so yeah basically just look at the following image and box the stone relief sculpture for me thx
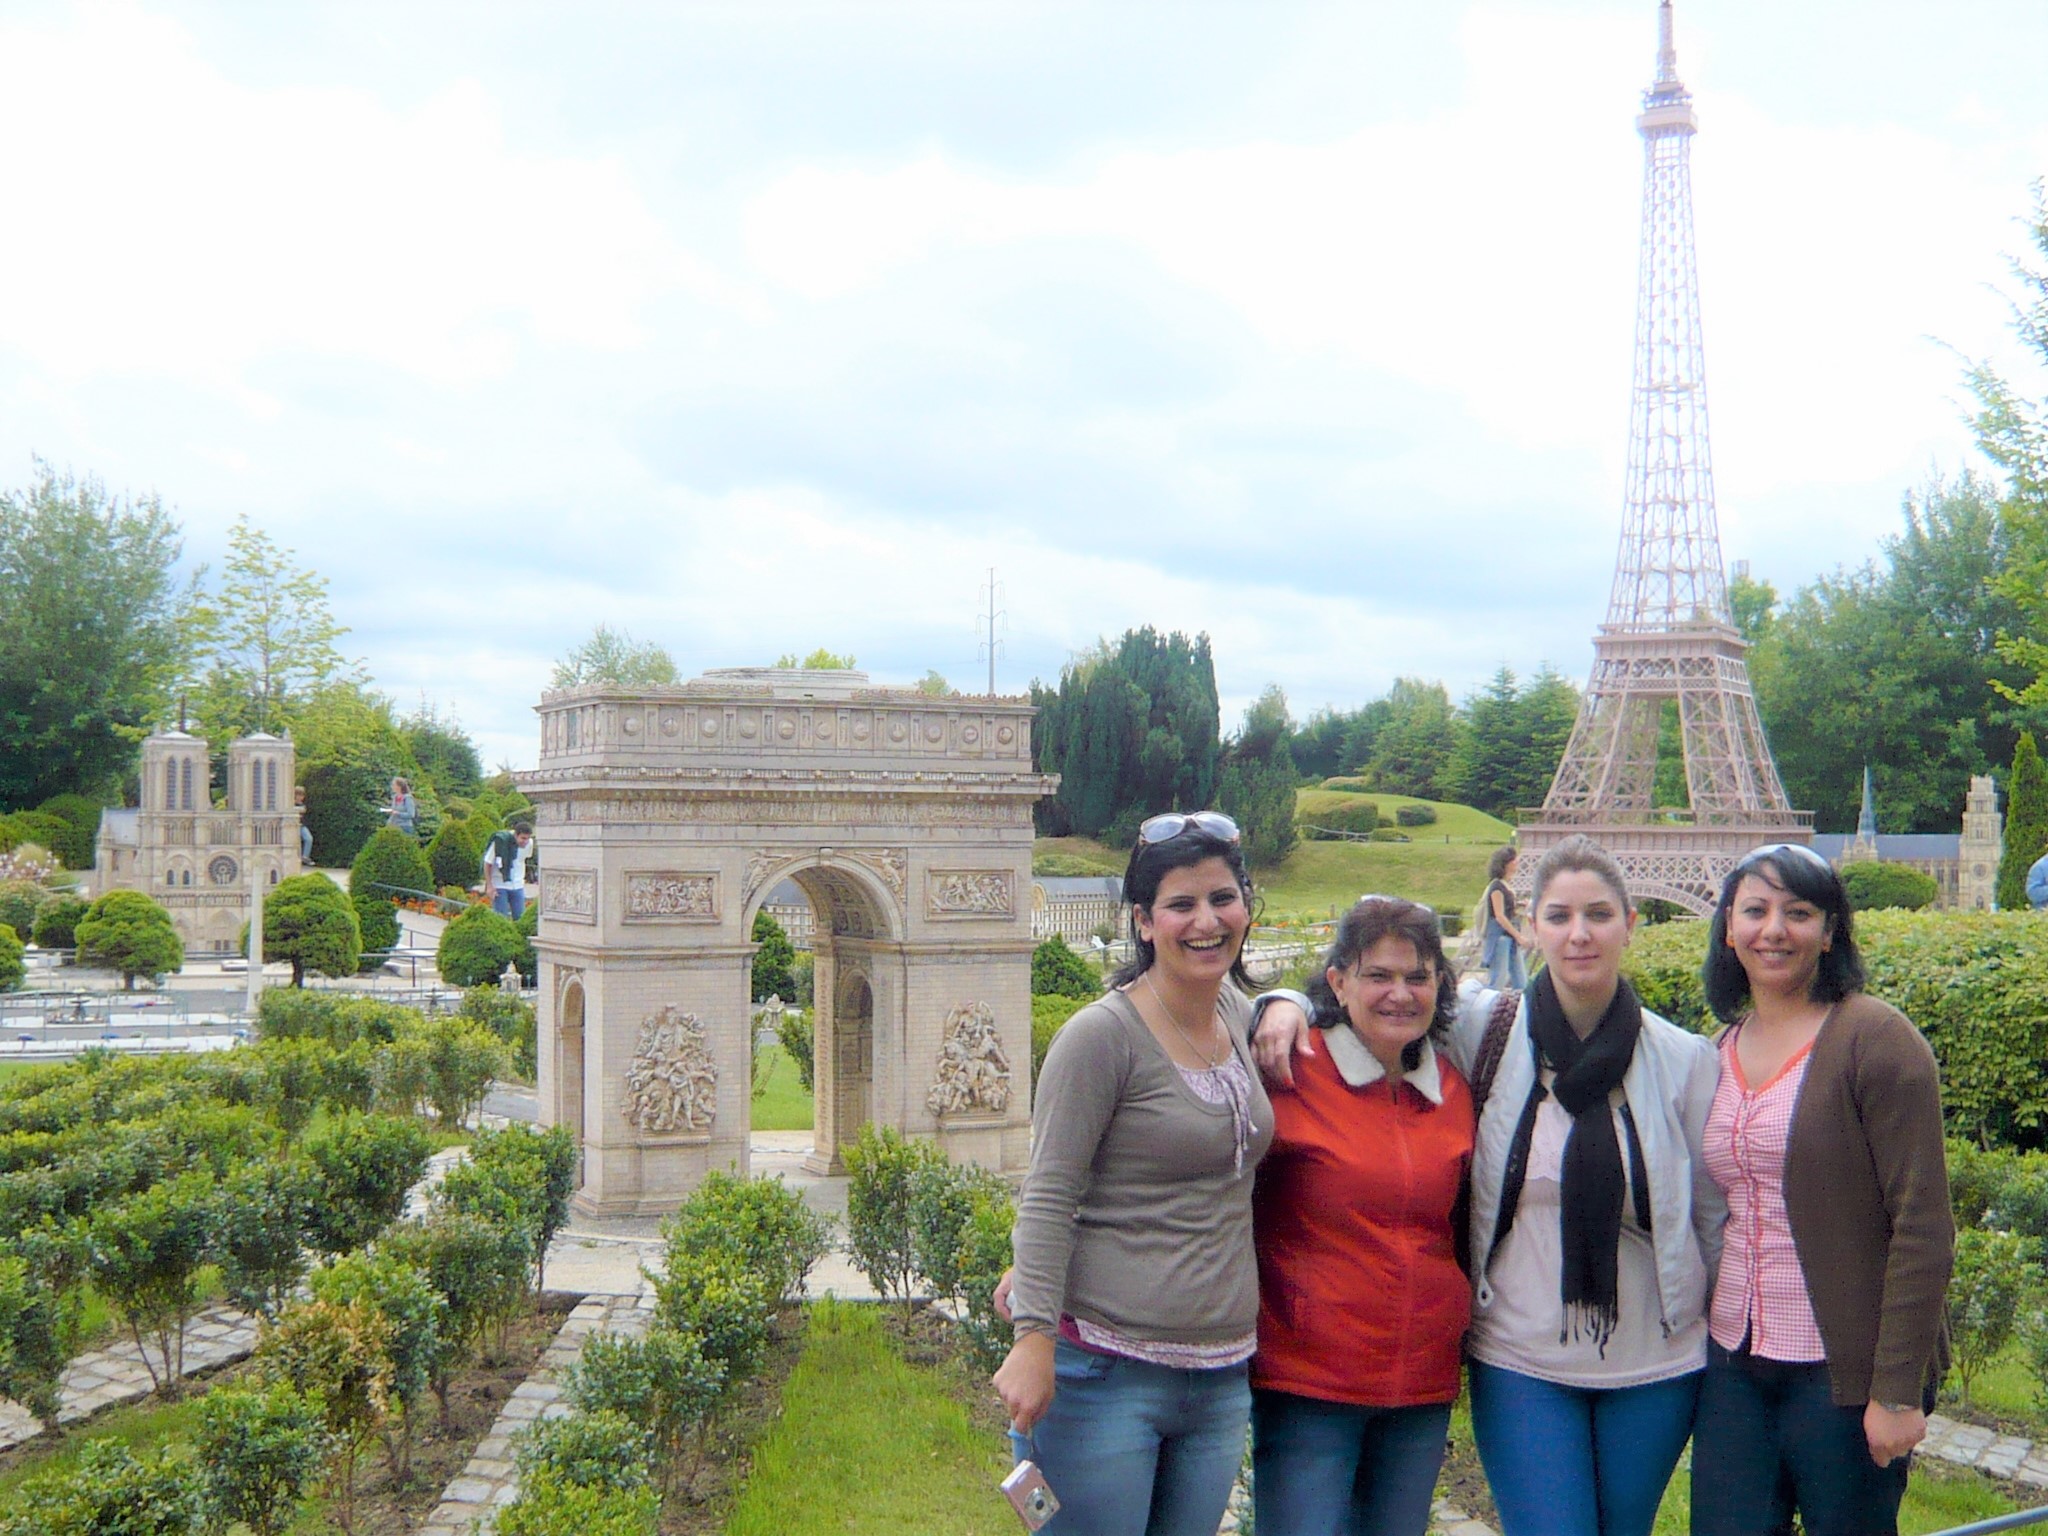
[624,872,717,920]
[542,870,597,922]
[927,869,1014,917]
[925,1001,1012,1116]
[622,1006,719,1134]
[854,848,909,904]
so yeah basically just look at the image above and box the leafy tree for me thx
[75,889,183,989]
[566,1331,724,1497]
[379,1212,531,1423]
[400,701,483,797]
[659,1170,832,1307]
[914,669,954,696]
[292,683,419,869]
[1839,860,1939,912]
[1031,628,1221,839]
[183,516,357,741]
[0,922,21,992]
[310,1250,446,1478]
[551,625,679,689]
[300,1112,434,1257]
[2000,731,2048,910]
[1948,1228,2031,1408]
[840,1123,948,1315]
[348,828,433,953]
[437,902,524,987]
[1728,569,1780,643]
[774,649,856,669]
[750,909,797,1002]
[0,1437,202,1536]
[1217,683,1298,868]
[31,894,89,950]
[1446,665,1582,817]
[0,1230,89,1434]
[215,1156,321,1320]
[256,1297,393,1533]
[0,880,43,942]
[0,464,194,808]
[257,873,361,986]
[28,795,98,868]
[194,1380,331,1536]
[87,1168,216,1393]
[427,815,485,891]
[1363,678,1458,800]
[1031,936,1098,999]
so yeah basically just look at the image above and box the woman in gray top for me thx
[995,810,1274,1536]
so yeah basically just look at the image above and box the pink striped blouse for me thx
[1703,1026,1828,1362]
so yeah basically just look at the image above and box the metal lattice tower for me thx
[1518,0,1809,915]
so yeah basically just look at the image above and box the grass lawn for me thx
[1256,838,1496,922]
[1032,835,1123,874]
[723,1298,1013,1535]
[752,1042,814,1131]
[1295,789,1515,846]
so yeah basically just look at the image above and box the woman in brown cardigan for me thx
[1690,843,1953,1536]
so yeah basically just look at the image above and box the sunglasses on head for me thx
[1136,811,1241,846]
[1734,842,1833,875]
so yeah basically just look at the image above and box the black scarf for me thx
[1489,969,1651,1351]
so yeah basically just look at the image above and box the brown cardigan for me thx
[1776,992,1954,1408]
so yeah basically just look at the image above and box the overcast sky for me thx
[4,0,2045,770]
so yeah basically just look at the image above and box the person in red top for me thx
[1252,896,1475,1536]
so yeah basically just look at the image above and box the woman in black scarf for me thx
[1252,836,1725,1536]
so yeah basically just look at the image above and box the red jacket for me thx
[1251,1031,1474,1406]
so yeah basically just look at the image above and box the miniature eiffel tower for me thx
[1516,0,1809,914]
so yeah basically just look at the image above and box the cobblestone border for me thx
[414,1291,655,1536]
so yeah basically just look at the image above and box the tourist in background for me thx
[1249,895,1473,1536]
[483,821,533,919]
[2027,847,2048,909]
[1481,845,1534,989]
[995,810,1272,1536]
[1256,836,1722,1536]
[386,775,418,837]
[294,785,312,866]
[1689,844,1952,1536]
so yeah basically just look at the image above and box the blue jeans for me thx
[1484,932,1526,990]
[1010,1341,1250,1536]
[492,886,527,919]
[1690,1341,1910,1536]
[1468,1362,1700,1536]
[1252,1389,1450,1536]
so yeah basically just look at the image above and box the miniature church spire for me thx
[1857,765,1878,842]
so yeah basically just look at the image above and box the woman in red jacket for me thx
[1252,896,1475,1536]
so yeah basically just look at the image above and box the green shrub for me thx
[215,1155,322,1320]
[1840,860,1938,912]
[0,880,44,943]
[515,1409,654,1492]
[426,817,485,893]
[662,1171,832,1306]
[31,894,89,950]
[309,1250,445,1477]
[651,1246,774,1386]
[254,1296,393,1529]
[1302,799,1379,840]
[907,1158,1011,1309]
[2000,731,2048,912]
[300,1112,434,1257]
[348,828,435,953]
[257,989,415,1048]
[0,1437,201,1536]
[1031,994,1087,1102]
[1031,935,1099,998]
[437,903,524,987]
[566,1329,725,1494]
[1951,1138,2024,1229]
[446,1123,576,1291]
[775,1007,815,1092]
[379,1212,531,1418]
[253,873,361,987]
[32,796,101,868]
[459,986,537,1081]
[494,1469,660,1536]
[1948,1227,2032,1407]
[1368,827,1410,842]
[8,810,84,868]
[194,1379,330,1536]
[0,923,21,992]
[956,1183,1019,1372]
[376,1013,508,1129]
[1394,802,1439,827]
[87,1169,217,1393]
[841,1124,948,1311]
[1319,776,1374,793]
[751,909,797,1002]
[0,1234,85,1434]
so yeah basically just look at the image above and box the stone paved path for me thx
[415,1292,654,1536]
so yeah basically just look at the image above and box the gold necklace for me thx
[1144,971,1229,1069]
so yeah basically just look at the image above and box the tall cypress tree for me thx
[1997,731,2048,910]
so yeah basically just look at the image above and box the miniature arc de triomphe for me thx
[522,668,1058,1216]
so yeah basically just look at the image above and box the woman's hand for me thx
[994,1331,1057,1432]
[1864,1401,1927,1467]
[993,1268,1015,1323]
[1252,999,1315,1088]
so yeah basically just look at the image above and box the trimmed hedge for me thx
[1624,911,2048,1150]
[427,817,485,893]
[1840,860,1938,912]
[349,828,435,954]
[1303,799,1379,840]
[437,904,524,988]
[1394,803,1439,827]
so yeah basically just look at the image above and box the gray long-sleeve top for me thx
[1008,987,1273,1345]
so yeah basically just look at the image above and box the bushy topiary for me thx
[76,889,183,989]
[257,874,362,987]
[427,817,485,893]
[0,923,22,992]
[660,1171,832,1305]
[1302,799,1379,840]
[30,895,89,951]
[1394,802,1439,827]
[1030,935,1099,998]
[1840,860,1938,912]
[437,903,524,987]
[348,828,435,953]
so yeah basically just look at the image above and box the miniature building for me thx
[1808,773,2002,912]
[93,730,303,953]
[1030,875,1125,948]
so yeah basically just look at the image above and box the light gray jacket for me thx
[1451,980,1725,1337]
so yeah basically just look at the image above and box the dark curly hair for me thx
[1303,896,1455,1070]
